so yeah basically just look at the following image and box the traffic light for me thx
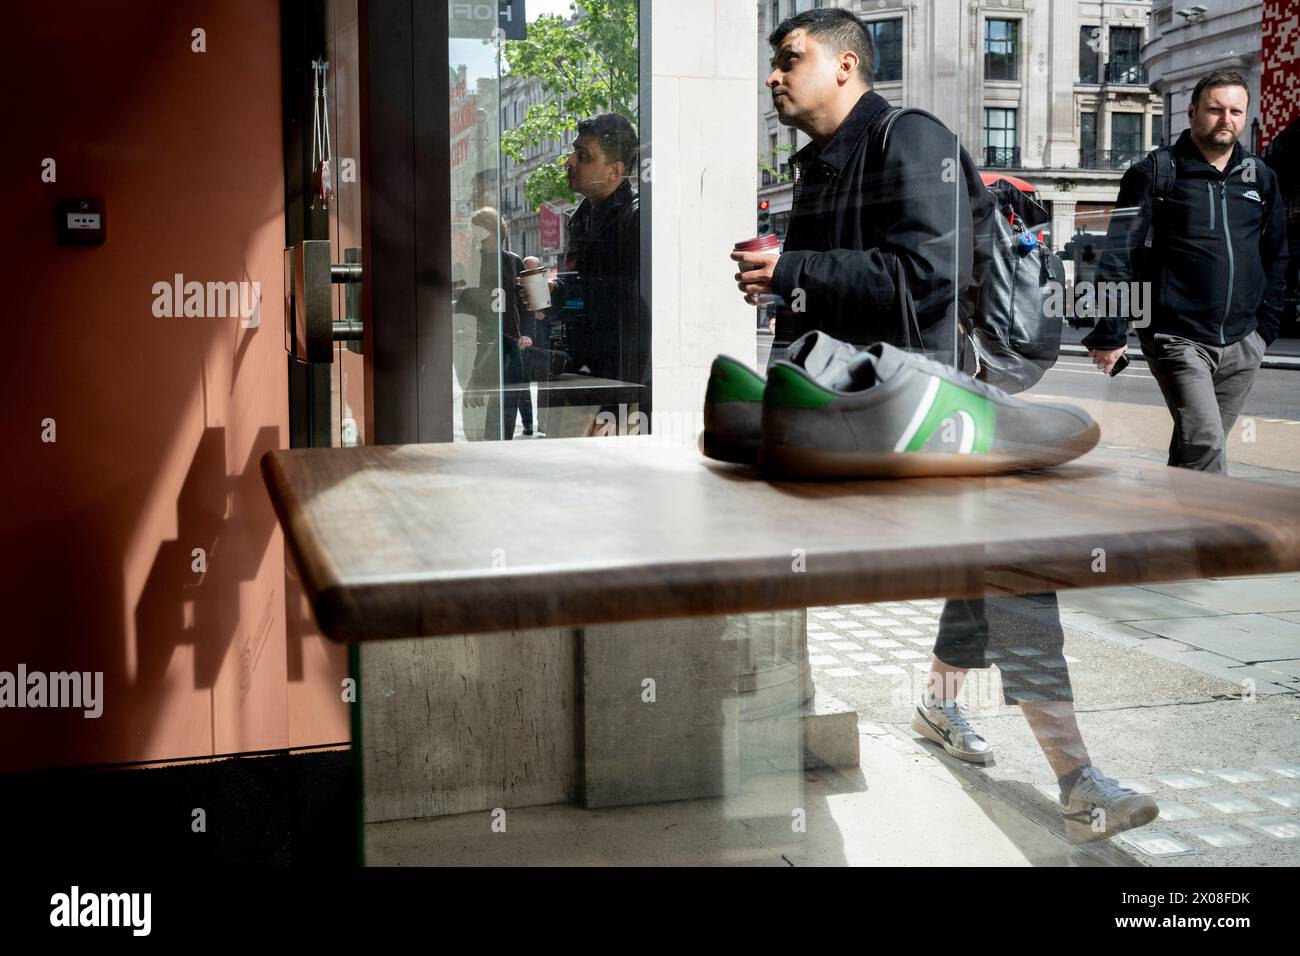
[758,199,771,235]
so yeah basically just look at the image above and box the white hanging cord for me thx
[319,60,332,164]
[311,59,323,168]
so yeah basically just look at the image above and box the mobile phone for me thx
[1109,354,1130,377]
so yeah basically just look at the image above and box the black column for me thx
[359,0,452,444]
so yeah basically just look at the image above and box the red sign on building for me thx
[1261,0,1300,150]
[539,202,562,251]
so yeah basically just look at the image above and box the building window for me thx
[865,18,903,83]
[770,0,779,29]
[984,19,1018,82]
[1112,112,1143,168]
[1151,114,1164,147]
[1078,26,1100,84]
[1080,111,1097,165]
[983,107,1018,166]
[1107,27,1144,85]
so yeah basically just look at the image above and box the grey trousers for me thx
[1138,329,1267,474]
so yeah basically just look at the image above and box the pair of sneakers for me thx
[911,694,1160,843]
[702,331,1100,478]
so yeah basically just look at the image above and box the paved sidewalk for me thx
[801,575,1300,867]
[370,574,1298,866]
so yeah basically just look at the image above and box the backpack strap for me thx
[1143,147,1176,249]
[868,106,933,167]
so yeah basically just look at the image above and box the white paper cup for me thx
[520,268,551,310]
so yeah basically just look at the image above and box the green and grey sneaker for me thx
[702,332,865,464]
[759,341,1100,478]
[702,355,766,464]
[1061,766,1159,844]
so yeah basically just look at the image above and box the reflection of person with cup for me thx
[460,207,533,439]
[517,113,642,394]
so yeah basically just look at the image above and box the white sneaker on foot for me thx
[910,696,994,764]
[1061,766,1159,844]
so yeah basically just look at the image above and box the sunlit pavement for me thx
[802,593,1300,867]
[368,585,1298,866]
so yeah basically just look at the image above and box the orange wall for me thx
[2,0,349,773]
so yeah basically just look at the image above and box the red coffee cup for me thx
[734,234,780,255]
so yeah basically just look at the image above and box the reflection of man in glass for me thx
[459,207,533,440]
[519,113,643,435]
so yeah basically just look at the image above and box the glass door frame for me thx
[286,0,654,444]
[282,0,333,450]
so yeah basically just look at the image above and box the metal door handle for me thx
[284,240,363,363]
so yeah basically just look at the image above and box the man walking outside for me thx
[733,10,974,365]
[1084,70,1289,473]
[737,7,1159,843]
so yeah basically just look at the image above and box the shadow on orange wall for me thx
[1,1,349,773]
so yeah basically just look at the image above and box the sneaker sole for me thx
[1063,800,1160,844]
[759,421,1101,479]
[700,429,760,465]
[909,709,994,765]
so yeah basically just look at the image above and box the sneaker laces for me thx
[939,701,983,741]
[1076,766,1133,801]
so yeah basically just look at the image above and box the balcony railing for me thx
[1078,148,1144,170]
[983,146,1021,168]
[1104,61,1147,85]
[761,167,793,187]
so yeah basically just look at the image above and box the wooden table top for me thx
[261,437,1300,643]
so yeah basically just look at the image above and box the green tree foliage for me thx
[499,0,639,209]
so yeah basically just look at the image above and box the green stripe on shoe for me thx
[706,356,767,404]
[763,363,836,409]
[902,379,995,453]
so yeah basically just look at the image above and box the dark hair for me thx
[768,8,875,83]
[1191,69,1250,109]
[576,112,639,171]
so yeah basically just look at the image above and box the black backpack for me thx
[1140,147,1177,266]
[871,107,1064,394]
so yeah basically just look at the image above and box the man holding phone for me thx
[1084,70,1288,474]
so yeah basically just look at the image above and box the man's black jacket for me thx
[771,90,975,364]
[464,245,528,344]
[1083,129,1289,350]
[553,179,645,387]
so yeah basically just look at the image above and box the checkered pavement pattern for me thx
[1036,767,1300,860]
[806,600,945,681]
[808,602,1299,859]
[806,600,1075,711]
